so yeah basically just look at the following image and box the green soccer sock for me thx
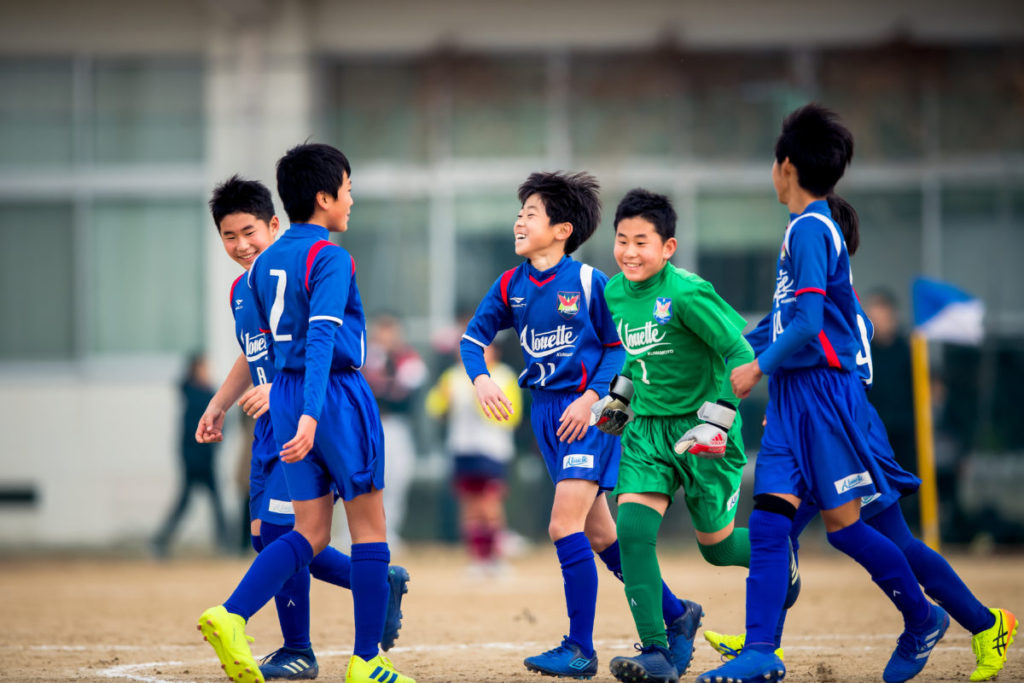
[697,526,750,567]
[617,502,668,648]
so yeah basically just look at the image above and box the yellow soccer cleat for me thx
[970,608,1017,681]
[703,630,784,662]
[345,653,415,683]
[197,605,264,683]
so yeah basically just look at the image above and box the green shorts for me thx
[613,412,747,534]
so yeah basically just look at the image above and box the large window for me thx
[569,53,686,160]
[0,203,76,359]
[0,57,206,361]
[0,60,75,167]
[320,59,431,163]
[89,200,206,354]
[338,198,431,320]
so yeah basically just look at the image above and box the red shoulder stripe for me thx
[795,287,826,297]
[229,273,245,306]
[305,240,336,292]
[499,267,516,308]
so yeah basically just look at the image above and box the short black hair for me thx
[517,171,601,255]
[276,143,352,223]
[209,175,275,231]
[826,193,860,256]
[775,103,854,197]
[613,188,677,242]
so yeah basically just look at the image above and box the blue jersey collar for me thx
[286,223,330,239]
[525,254,571,280]
[790,199,831,222]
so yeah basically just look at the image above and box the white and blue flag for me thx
[912,277,984,345]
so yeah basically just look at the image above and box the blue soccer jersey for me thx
[249,223,368,420]
[460,255,624,395]
[230,274,293,525]
[756,200,863,375]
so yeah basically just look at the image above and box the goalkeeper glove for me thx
[588,375,634,436]
[674,400,736,458]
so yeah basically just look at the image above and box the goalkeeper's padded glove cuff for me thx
[697,399,736,432]
[608,374,634,404]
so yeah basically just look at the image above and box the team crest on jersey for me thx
[653,297,673,324]
[557,291,580,319]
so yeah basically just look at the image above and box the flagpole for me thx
[910,331,941,551]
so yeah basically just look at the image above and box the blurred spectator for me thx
[153,353,228,556]
[426,335,523,576]
[363,313,428,552]
[865,289,917,473]
[865,290,919,531]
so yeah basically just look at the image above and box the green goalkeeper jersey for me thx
[604,262,753,417]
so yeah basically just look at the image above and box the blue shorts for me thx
[859,402,921,517]
[270,369,385,502]
[248,414,296,524]
[530,390,620,491]
[754,368,897,511]
[790,399,922,523]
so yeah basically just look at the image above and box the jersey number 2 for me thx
[269,269,293,342]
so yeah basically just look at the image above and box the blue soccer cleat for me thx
[524,636,598,679]
[665,599,704,675]
[783,539,801,610]
[609,643,679,683]
[381,565,410,652]
[696,648,786,683]
[259,646,319,680]
[883,604,950,682]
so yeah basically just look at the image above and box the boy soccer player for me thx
[699,104,946,683]
[704,194,1017,682]
[460,172,693,679]
[197,147,414,683]
[196,176,408,680]
[595,188,782,683]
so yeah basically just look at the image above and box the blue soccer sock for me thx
[310,545,353,589]
[350,542,390,660]
[555,532,598,657]
[596,540,685,626]
[259,522,313,650]
[223,530,314,621]
[827,519,931,630]
[867,504,995,634]
[745,509,793,653]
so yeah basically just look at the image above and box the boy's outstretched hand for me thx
[473,374,514,421]
[281,415,317,462]
[730,359,763,399]
[195,403,226,443]
[558,390,599,444]
[238,383,271,419]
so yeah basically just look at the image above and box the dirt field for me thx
[1,545,1021,682]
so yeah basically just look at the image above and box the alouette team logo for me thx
[653,297,673,324]
[557,291,580,319]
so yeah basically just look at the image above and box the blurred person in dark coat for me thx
[153,352,228,556]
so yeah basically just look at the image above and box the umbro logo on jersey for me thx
[234,298,244,310]
[834,471,872,494]
[510,296,526,308]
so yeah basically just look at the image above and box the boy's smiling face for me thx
[514,193,570,261]
[614,215,676,282]
[218,212,279,270]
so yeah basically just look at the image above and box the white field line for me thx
[0,635,973,683]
